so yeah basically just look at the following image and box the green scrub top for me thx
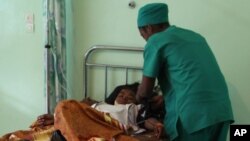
[143,25,234,140]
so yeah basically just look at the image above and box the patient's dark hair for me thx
[105,82,139,105]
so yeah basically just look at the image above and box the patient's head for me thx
[114,88,137,105]
[105,82,139,105]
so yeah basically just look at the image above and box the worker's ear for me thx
[145,25,153,34]
[145,25,156,37]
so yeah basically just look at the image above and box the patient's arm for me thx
[30,114,54,128]
[33,97,98,128]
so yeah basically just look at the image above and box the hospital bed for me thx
[83,45,168,141]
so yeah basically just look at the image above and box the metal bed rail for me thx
[84,45,144,98]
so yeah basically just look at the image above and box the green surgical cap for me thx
[137,3,168,28]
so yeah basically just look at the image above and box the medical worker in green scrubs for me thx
[136,3,234,141]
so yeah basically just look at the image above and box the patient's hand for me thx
[30,114,54,128]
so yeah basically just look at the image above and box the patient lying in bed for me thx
[46,83,165,140]
[0,83,166,141]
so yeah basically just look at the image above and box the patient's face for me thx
[115,89,136,104]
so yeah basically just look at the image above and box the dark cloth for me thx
[136,99,165,128]
[51,130,66,141]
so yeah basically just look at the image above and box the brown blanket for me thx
[54,99,138,141]
[1,99,164,141]
[0,126,54,141]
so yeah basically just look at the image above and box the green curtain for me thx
[43,0,67,114]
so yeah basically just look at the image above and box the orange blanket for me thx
[54,100,138,141]
[0,99,139,141]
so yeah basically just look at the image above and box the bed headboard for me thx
[84,45,144,99]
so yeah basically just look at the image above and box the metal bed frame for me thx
[84,45,167,141]
[83,45,144,99]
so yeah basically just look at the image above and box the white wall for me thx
[72,0,250,140]
[0,0,45,135]
[0,0,249,139]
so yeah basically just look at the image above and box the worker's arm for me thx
[136,76,156,103]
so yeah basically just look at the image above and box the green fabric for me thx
[137,3,168,27]
[173,120,230,141]
[43,0,67,113]
[143,25,234,140]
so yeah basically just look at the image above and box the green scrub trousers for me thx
[173,119,230,141]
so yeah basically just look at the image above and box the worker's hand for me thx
[149,95,164,110]
[136,93,148,104]
[32,114,54,127]
[136,93,142,103]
